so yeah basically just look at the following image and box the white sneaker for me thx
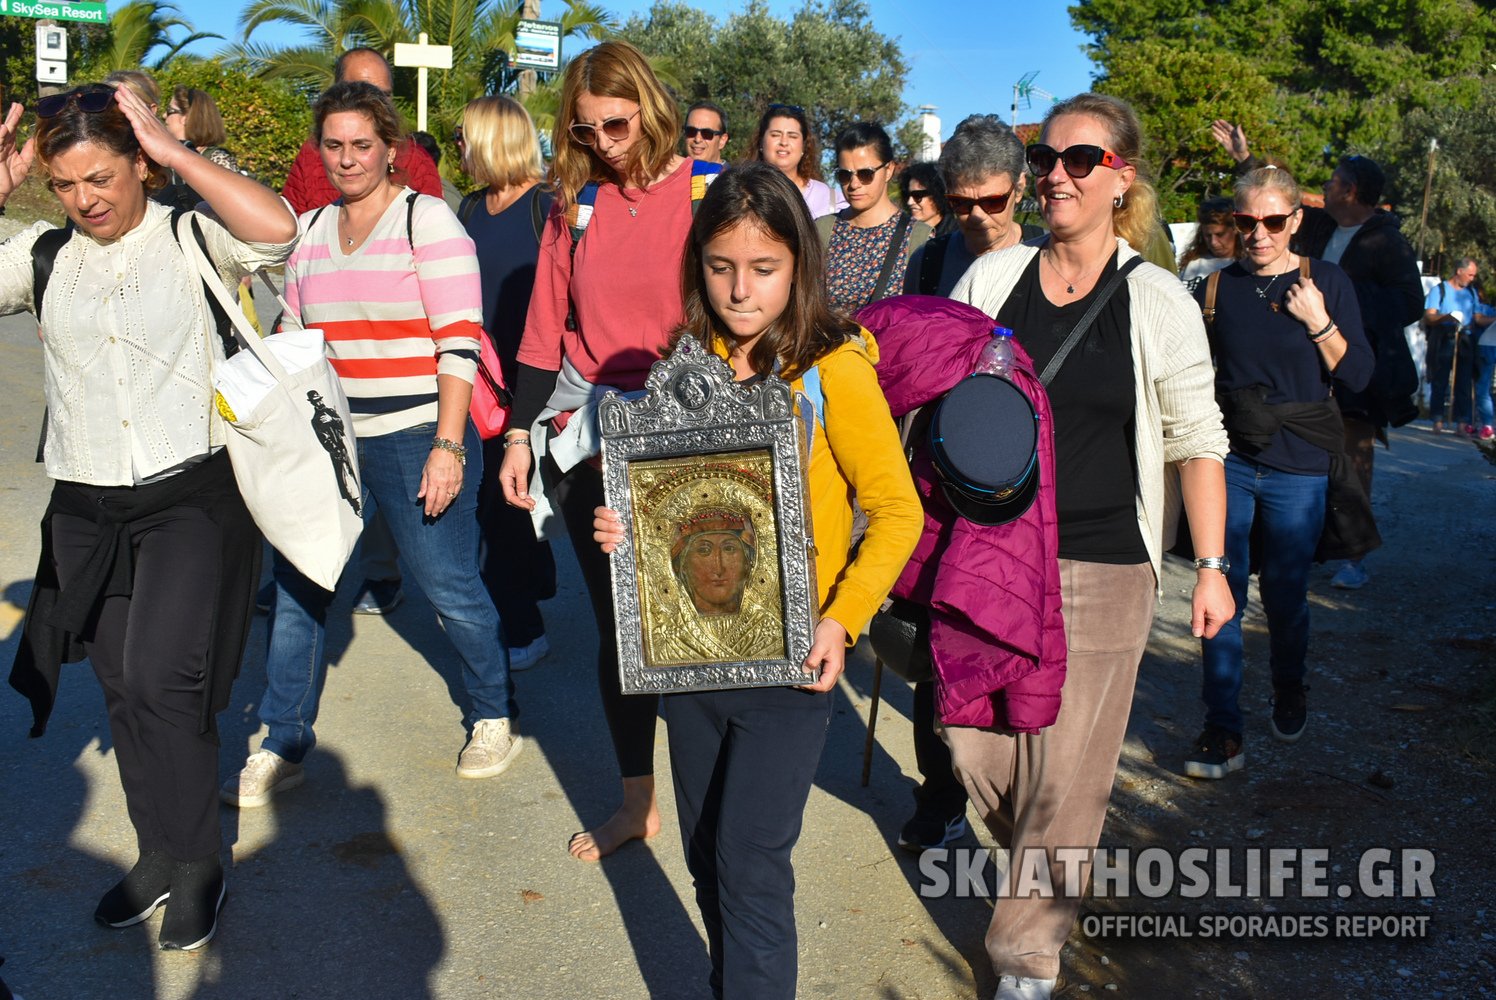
[220,750,304,808]
[457,719,523,779]
[995,974,1057,1000]
[507,635,550,672]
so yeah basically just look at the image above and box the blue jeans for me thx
[1475,344,1496,428]
[259,421,513,763]
[1199,453,1327,735]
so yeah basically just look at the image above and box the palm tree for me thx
[92,1,221,74]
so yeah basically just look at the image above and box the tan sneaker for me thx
[456,719,523,779]
[220,750,304,808]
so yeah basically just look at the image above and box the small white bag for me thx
[179,213,363,591]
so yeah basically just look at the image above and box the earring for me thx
[387,161,395,174]
[1113,193,1125,208]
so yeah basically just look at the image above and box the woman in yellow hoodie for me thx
[595,161,921,999]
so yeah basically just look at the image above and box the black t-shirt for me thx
[463,186,554,386]
[996,252,1148,564]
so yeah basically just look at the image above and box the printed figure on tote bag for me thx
[307,389,362,516]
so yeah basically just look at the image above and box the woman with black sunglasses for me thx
[0,83,297,950]
[499,40,724,862]
[949,93,1232,1000]
[897,161,953,237]
[818,122,932,313]
[1185,165,1371,782]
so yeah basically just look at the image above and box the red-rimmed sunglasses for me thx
[1025,143,1129,179]
[1232,210,1299,234]
[947,191,1014,216]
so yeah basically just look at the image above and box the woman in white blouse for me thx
[0,83,296,951]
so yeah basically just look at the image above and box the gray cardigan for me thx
[950,238,1229,589]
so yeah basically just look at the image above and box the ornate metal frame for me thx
[600,336,819,694]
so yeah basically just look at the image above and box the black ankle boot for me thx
[157,855,226,951]
[95,850,173,928]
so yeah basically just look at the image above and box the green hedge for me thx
[155,59,312,190]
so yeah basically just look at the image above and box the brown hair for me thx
[172,86,227,148]
[548,40,680,211]
[312,81,407,188]
[1042,93,1174,270]
[747,104,822,184]
[463,95,543,190]
[34,84,168,192]
[671,162,858,381]
[1178,196,1239,271]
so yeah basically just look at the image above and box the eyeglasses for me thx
[1025,143,1130,179]
[947,191,1014,216]
[452,126,465,145]
[835,162,888,186]
[905,189,931,203]
[568,108,640,147]
[1231,210,1299,234]
[36,85,115,120]
[683,126,723,141]
[165,107,184,119]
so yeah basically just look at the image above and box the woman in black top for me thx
[1188,165,1372,779]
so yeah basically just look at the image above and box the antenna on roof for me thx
[1012,71,1055,127]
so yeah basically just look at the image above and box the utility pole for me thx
[1415,138,1438,273]
[518,0,541,101]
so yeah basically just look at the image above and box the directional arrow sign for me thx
[1,1,109,23]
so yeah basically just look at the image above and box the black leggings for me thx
[549,458,658,778]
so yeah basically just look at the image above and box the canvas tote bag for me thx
[178,214,364,591]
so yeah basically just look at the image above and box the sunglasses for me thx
[835,162,888,186]
[947,191,1014,216]
[767,103,804,117]
[36,86,115,120]
[1232,210,1299,234]
[905,189,931,203]
[683,126,723,141]
[1025,143,1130,179]
[568,108,640,147]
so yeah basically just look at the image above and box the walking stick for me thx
[1445,328,1461,427]
[861,657,885,787]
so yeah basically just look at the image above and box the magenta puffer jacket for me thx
[856,295,1066,733]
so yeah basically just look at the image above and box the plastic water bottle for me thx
[976,325,1015,376]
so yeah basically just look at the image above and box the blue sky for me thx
[163,0,1100,134]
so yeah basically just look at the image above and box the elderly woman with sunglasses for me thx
[948,94,1232,1000]
[818,122,932,313]
[499,40,723,862]
[1183,165,1371,781]
[748,102,845,217]
[0,83,296,950]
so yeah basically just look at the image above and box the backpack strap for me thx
[30,225,74,318]
[919,232,952,296]
[563,182,601,333]
[798,364,824,452]
[1299,255,1311,280]
[457,189,483,226]
[689,160,723,214]
[404,190,418,249]
[1202,268,1221,333]
[529,186,545,243]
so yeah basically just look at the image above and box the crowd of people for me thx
[0,34,1479,1000]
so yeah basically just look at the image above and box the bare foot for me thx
[568,776,661,862]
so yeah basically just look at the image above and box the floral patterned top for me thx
[825,212,916,313]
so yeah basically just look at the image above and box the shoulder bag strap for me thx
[176,209,239,359]
[1039,256,1145,387]
[870,211,913,303]
[1202,268,1221,333]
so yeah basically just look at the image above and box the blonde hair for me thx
[1234,164,1302,210]
[548,40,680,211]
[105,70,159,109]
[463,95,543,190]
[1043,93,1174,271]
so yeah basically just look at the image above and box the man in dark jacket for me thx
[1212,124,1423,591]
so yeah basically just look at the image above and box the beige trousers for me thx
[943,559,1156,981]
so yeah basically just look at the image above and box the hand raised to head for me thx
[0,102,35,201]
[109,82,184,174]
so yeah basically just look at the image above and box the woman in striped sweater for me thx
[221,82,520,808]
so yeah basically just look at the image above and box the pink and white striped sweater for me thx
[283,187,483,437]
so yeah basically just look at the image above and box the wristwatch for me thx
[1194,556,1230,574]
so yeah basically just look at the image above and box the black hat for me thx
[928,373,1039,526]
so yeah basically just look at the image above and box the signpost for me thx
[392,32,452,133]
[0,0,108,24]
[513,19,562,72]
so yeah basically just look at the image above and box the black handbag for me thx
[868,597,934,683]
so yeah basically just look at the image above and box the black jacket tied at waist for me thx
[8,450,260,738]
[1217,385,1382,562]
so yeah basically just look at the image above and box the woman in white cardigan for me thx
[947,93,1233,1000]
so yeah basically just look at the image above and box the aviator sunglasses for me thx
[568,108,640,147]
[1025,143,1130,179]
[1232,210,1299,234]
[835,162,888,186]
[947,191,1014,216]
[35,85,116,119]
[683,125,723,141]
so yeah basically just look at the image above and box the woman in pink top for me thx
[500,40,720,861]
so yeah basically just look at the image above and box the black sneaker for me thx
[352,578,404,615]
[897,807,968,852]
[95,850,173,928]
[1270,684,1308,743]
[158,856,226,952]
[1184,726,1244,780]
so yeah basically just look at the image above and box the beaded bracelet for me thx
[431,437,467,465]
[502,436,532,449]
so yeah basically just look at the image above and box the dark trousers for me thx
[478,436,555,648]
[549,458,657,778]
[912,679,969,817]
[1427,328,1473,423]
[51,504,228,861]
[665,686,830,1000]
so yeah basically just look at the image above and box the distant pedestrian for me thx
[749,102,845,217]
[1424,257,1495,437]
[897,161,953,238]
[1178,196,1239,287]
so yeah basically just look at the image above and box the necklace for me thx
[1043,246,1106,294]
[1254,270,1283,311]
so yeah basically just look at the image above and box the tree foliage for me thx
[1071,0,1496,226]
[615,0,912,173]
[155,59,313,188]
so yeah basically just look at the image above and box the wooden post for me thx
[393,32,453,133]
[518,0,541,101]
[1416,138,1438,272]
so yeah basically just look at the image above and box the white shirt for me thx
[0,200,295,485]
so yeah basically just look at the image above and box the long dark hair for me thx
[747,104,822,184]
[673,162,858,381]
